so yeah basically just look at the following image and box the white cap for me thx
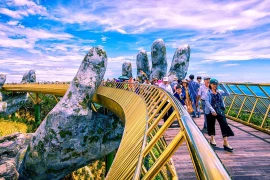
[163,77,168,81]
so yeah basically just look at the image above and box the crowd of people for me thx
[103,73,234,152]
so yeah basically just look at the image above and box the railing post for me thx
[35,103,41,125]
[261,105,270,128]
[226,95,236,116]
[248,98,259,123]
[236,96,247,119]
[105,151,114,175]
[34,93,41,125]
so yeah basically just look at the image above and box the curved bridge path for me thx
[2,83,269,179]
[164,116,270,180]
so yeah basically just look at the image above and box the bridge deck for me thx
[164,115,270,180]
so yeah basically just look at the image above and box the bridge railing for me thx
[221,82,270,134]
[103,82,231,180]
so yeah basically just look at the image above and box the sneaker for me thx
[223,145,233,152]
[192,115,196,118]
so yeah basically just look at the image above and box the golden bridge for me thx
[1,82,270,179]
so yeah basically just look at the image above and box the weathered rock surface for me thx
[0,95,26,115]
[122,61,132,78]
[150,39,167,80]
[0,133,33,180]
[0,101,7,113]
[21,70,36,83]
[0,74,6,89]
[168,45,190,81]
[0,70,36,115]
[136,50,150,79]
[18,47,124,179]
[0,74,6,103]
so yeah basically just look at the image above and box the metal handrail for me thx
[221,82,270,134]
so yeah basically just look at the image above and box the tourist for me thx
[151,78,158,86]
[159,77,173,94]
[188,74,200,118]
[174,85,187,109]
[143,78,151,85]
[157,79,162,86]
[182,79,193,114]
[197,76,203,86]
[159,77,173,122]
[170,77,178,93]
[128,76,134,91]
[139,70,147,83]
[172,79,182,92]
[205,78,234,152]
[196,76,210,129]
[196,76,203,117]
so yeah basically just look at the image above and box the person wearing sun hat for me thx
[205,78,234,152]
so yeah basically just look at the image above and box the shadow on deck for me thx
[164,114,270,180]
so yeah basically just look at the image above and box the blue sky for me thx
[0,0,269,83]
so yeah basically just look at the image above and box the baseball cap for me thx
[163,77,168,81]
[204,76,211,80]
[210,78,218,84]
[197,76,202,79]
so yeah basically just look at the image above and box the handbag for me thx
[185,99,194,113]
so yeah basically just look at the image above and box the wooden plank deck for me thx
[164,115,270,180]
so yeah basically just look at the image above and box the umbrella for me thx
[118,76,129,80]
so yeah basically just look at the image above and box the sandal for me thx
[223,145,233,152]
[209,140,216,146]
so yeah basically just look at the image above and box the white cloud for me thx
[104,69,116,78]
[136,47,145,51]
[215,74,231,77]
[221,64,240,67]
[1,0,48,19]
[101,35,109,43]
[48,0,270,34]
[0,8,26,19]
[0,23,75,52]
[13,0,34,6]
[7,20,19,25]
[197,71,207,74]
[0,37,34,49]
[108,56,135,63]
[97,45,104,49]
[116,28,128,34]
